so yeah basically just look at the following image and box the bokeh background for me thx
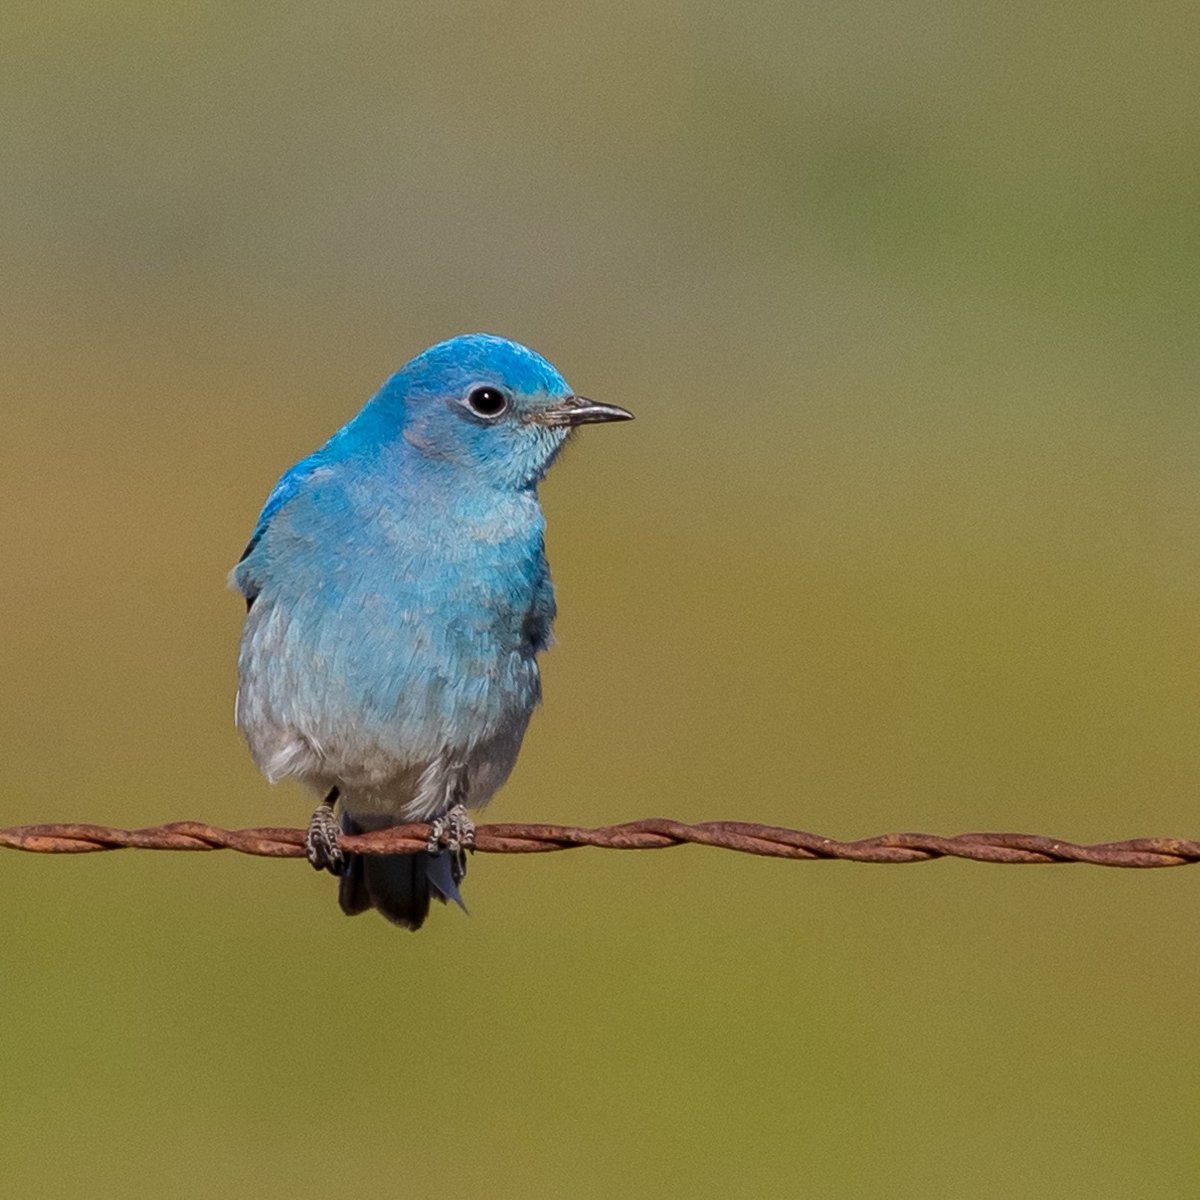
[3,3,1198,1197]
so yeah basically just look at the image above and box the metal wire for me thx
[1,819,1198,867]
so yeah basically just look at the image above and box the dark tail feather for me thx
[337,812,465,930]
[426,848,469,914]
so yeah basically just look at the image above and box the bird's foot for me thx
[427,804,475,884]
[305,798,346,876]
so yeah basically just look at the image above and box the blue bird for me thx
[231,334,632,929]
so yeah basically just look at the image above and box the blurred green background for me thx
[2,2,1198,1197]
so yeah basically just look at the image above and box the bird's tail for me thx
[338,811,466,930]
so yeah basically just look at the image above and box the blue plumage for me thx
[232,334,631,928]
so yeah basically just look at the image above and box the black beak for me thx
[539,395,635,428]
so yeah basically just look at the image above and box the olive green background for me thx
[2,3,1198,1197]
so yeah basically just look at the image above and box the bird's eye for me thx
[464,386,509,419]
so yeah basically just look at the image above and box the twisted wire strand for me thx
[1,820,1198,867]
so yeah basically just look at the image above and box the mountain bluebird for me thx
[232,334,632,929]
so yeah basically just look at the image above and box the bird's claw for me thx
[305,800,346,876]
[428,804,475,883]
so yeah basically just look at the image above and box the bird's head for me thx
[368,334,632,490]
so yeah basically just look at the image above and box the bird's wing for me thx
[524,538,558,652]
[232,451,326,609]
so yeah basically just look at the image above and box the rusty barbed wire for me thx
[1,819,1198,867]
